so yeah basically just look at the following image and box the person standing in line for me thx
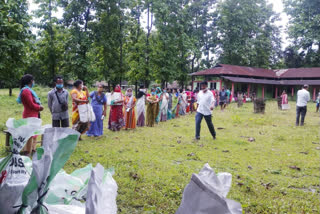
[195,81,216,140]
[167,88,173,120]
[296,84,310,126]
[146,88,159,127]
[155,87,163,123]
[48,76,69,128]
[86,84,107,137]
[108,85,125,131]
[70,80,90,139]
[219,87,227,111]
[159,88,169,121]
[17,74,44,156]
[136,85,147,127]
[124,88,137,130]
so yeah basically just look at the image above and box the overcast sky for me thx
[27,0,290,49]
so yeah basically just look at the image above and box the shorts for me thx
[219,101,226,105]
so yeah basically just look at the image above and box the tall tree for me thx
[216,0,282,68]
[59,0,95,82]
[91,0,128,86]
[284,0,320,67]
[0,0,30,95]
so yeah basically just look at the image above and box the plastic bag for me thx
[86,163,118,214]
[281,103,290,110]
[176,163,242,214]
[78,104,96,123]
[0,118,44,214]
[45,164,94,206]
[18,127,80,213]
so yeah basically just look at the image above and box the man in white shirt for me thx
[296,84,310,126]
[195,81,216,140]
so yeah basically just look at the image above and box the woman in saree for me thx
[281,90,288,105]
[155,87,162,123]
[146,88,159,127]
[167,88,173,120]
[86,84,107,137]
[136,86,147,127]
[70,80,90,139]
[159,88,169,121]
[108,85,125,131]
[179,89,188,116]
[124,88,136,130]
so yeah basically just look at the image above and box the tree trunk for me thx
[135,81,138,96]
[9,87,12,96]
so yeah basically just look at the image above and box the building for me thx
[190,64,320,100]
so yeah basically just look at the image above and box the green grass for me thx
[0,88,319,213]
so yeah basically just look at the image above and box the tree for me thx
[59,0,96,82]
[216,0,282,68]
[0,0,30,95]
[284,0,320,67]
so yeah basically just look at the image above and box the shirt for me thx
[296,89,310,107]
[21,89,41,118]
[219,91,227,102]
[197,90,215,116]
[48,88,69,120]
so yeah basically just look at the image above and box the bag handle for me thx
[55,91,63,104]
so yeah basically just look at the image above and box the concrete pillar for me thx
[313,87,316,101]
[275,87,278,98]
[262,85,265,99]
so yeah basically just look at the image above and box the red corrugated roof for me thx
[274,67,320,78]
[191,64,276,78]
[191,64,320,79]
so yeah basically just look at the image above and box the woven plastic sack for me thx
[0,118,45,214]
[18,127,80,214]
[176,163,242,214]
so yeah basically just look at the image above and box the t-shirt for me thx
[296,89,310,107]
[197,90,215,116]
[219,91,227,102]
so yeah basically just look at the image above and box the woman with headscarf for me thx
[108,85,125,131]
[159,88,169,122]
[146,88,160,127]
[70,80,90,139]
[136,85,147,127]
[155,87,162,123]
[17,74,44,156]
[86,84,107,137]
[124,88,137,130]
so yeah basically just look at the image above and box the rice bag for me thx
[18,127,80,214]
[0,118,44,214]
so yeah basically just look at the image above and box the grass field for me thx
[0,88,319,213]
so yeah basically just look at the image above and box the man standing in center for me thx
[195,81,216,140]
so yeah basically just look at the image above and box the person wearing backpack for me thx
[48,76,70,127]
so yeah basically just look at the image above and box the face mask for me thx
[56,84,64,89]
[163,90,166,93]
[127,92,133,97]
[151,92,156,95]
[31,82,35,88]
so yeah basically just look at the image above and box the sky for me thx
[27,0,290,49]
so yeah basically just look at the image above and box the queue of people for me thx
[17,74,314,157]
